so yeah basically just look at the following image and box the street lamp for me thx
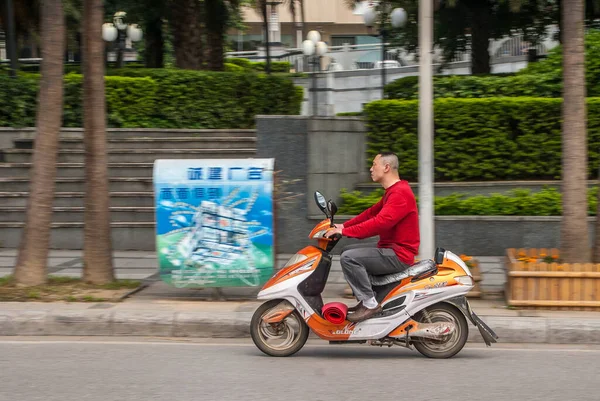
[302,30,328,116]
[102,11,143,68]
[362,3,407,98]
[262,0,283,74]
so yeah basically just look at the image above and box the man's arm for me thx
[342,193,409,239]
[343,198,384,228]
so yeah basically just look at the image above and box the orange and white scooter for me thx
[250,191,498,358]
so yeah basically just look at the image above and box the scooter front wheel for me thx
[251,299,309,357]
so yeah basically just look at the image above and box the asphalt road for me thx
[1,338,599,401]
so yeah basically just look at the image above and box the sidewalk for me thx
[1,249,599,344]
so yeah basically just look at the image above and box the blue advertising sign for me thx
[153,159,275,288]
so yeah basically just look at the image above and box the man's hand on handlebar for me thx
[324,227,343,239]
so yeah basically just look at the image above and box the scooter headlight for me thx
[283,253,308,268]
[312,230,327,238]
[455,276,474,286]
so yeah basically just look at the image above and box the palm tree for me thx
[82,0,115,283]
[561,0,590,263]
[205,0,240,70]
[13,0,65,286]
[170,0,204,69]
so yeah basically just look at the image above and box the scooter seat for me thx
[369,259,438,286]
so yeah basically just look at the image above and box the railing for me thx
[225,32,558,73]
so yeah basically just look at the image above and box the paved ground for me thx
[2,248,600,344]
[1,338,599,401]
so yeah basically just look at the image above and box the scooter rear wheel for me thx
[412,303,469,359]
[251,299,309,357]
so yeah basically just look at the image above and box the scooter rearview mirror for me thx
[314,191,329,217]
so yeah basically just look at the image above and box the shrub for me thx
[337,187,599,216]
[384,73,562,99]
[364,98,600,181]
[0,71,303,128]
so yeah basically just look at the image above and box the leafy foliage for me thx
[337,187,599,216]
[0,71,303,128]
[384,73,562,99]
[364,97,600,181]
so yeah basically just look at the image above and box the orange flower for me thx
[552,255,559,260]
[540,252,547,258]
[460,254,473,262]
[528,258,538,263]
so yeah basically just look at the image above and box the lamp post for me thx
[418,0,434,260]
[302,30,328,116]
[101,11,142,68]
[362,3,407,98]
[263,1,282,75]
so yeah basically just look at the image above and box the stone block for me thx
[173,312,252,338]
[0,311,48,336]
[477,316,548,343]
[112,310,174,336]
[45,310,113,336]
[548,318,600,344]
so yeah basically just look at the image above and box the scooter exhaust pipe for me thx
[390,322,456,340]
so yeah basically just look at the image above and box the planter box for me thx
[505,248,600,310]
[466,258,483,298]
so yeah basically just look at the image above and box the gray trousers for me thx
[340,243,409,302]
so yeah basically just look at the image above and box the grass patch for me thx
[0,275,142,302]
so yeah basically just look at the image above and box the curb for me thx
[1,311,600,344]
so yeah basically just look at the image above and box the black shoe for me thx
[347,303,382,323]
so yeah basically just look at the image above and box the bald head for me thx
[378,152,399,172]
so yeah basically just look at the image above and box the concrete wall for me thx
[256,116,368,254]
[294,56,530,116]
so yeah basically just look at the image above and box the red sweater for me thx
[342,180,420,265]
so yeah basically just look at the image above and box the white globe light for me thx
[391,8,408,28]
[307,30,321,45]
[363,6,377,27]
[127,24,143,42]
[316,41,328,56]
[302,39,315,56]
[102,23,118,42]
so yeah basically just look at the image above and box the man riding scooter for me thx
[325,152,420,322]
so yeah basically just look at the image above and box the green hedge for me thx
[225,58,291,73]
[0,71,303,128]
[384,73,563,99]
[364,98,600,181]
[337,188,599,216]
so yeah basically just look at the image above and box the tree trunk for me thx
[205,0,227,71]
[171,0,203,70]
[262,1,270,74]
[562,0,590,263]
[469,2,491,75]
[13,0,65,286]
[289,0,297,47]
[82,0,114,284]
[144,16,164,68]
[299,0,306,39]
